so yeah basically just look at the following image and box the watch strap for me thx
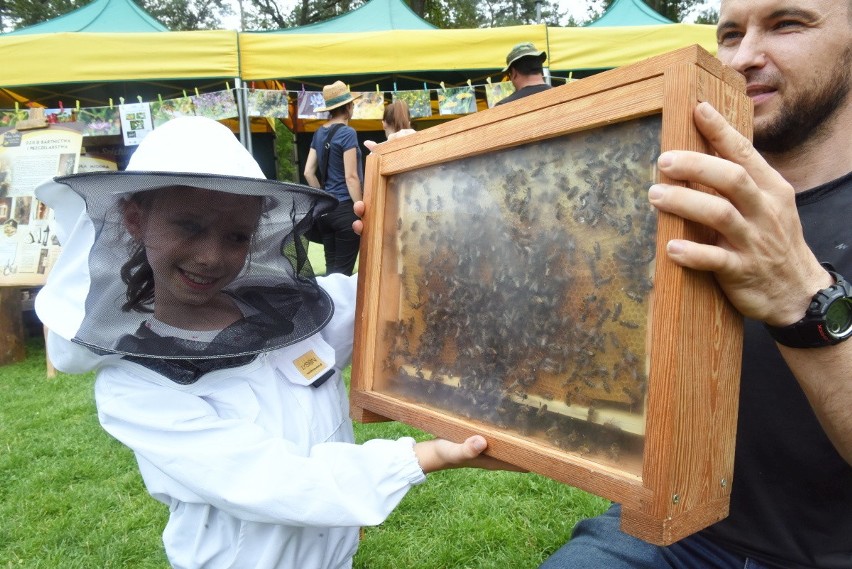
[765,264,852,348]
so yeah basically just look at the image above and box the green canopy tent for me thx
[584,0,674,27]
[273,0,436,34]
[4,0,167,34]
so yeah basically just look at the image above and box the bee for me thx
[587,403,599,423]
[625,289,644,304]
[607,442,621,462]
[612,302,623,322]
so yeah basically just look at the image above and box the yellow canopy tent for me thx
[0,30,240,106]
[238,22,716,134]
[547,23,717,71]
[240,24,548,133]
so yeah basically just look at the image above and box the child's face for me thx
[124,187,262,327]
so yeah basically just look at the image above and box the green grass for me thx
[1,340,607,569]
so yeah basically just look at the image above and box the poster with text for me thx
[0,124,81,285]
[119,102,154,146]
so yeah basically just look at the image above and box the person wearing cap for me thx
[304,80,364,276]
[495,42,551,107]
[34,116,510,569]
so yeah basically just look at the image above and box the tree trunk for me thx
[0,287,26,365]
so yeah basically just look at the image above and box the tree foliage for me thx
[143,0,232,30]
[1,0,79,31]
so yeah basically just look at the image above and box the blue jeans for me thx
[539,505,772,569]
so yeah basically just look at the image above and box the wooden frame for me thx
[351,45,751,545]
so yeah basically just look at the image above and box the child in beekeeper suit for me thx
[35,116,502,569]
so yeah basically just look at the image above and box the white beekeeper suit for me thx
[35,117,425,569]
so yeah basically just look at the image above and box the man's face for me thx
[717,0,852,153]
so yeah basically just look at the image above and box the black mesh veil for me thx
[51,171,338,363]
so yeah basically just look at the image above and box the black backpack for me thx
[317,123,344,189]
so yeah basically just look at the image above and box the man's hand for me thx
[352,200,365,235]
[648,102,830,326]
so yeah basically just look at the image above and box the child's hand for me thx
[414,436,526,473]
[363,139,379,152]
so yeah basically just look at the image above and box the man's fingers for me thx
[648,182,748,252]
[691,102,790,197]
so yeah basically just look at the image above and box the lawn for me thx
[0,243,609,567]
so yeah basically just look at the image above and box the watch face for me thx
[826,297,852,338]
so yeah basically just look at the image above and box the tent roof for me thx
[585,0,673,27]
[267,0,436,34]
[242,24,547,81]
[4,0,168,35]
[0,30,240,100]
[239,23,716,82]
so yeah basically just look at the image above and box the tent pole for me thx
[234,77,253,153]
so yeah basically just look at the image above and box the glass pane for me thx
[372,115,661,476]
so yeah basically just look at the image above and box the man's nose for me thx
[723,31,769,75]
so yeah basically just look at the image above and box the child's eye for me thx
[175,220,204,235]
[227,232,252,244]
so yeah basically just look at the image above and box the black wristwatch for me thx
[765,263,852,348]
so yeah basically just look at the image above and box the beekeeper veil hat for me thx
[35,117,338,380]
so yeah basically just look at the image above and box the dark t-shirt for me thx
[310,124,363,203]
[494,83,552,106]
[701,171,852,569]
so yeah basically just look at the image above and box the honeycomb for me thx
[373,115,661,472]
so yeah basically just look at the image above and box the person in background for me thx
[364,99,417,152]
[304,81,363,276]
[540,0,852,567]
[495,41,552,106]
[3,218,17,238]
[35,116,510,569]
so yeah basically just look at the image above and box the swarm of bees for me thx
[374,116,662,470]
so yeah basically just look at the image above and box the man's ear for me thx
[122,200,145,240]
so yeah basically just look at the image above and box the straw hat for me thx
[315,81,361,112]
[502,42,547,72]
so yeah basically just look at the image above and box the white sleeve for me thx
[317,273,358,368]
[45,328,120,374]
[95,365,425,528]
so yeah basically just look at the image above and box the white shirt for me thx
[48,274,426,569]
